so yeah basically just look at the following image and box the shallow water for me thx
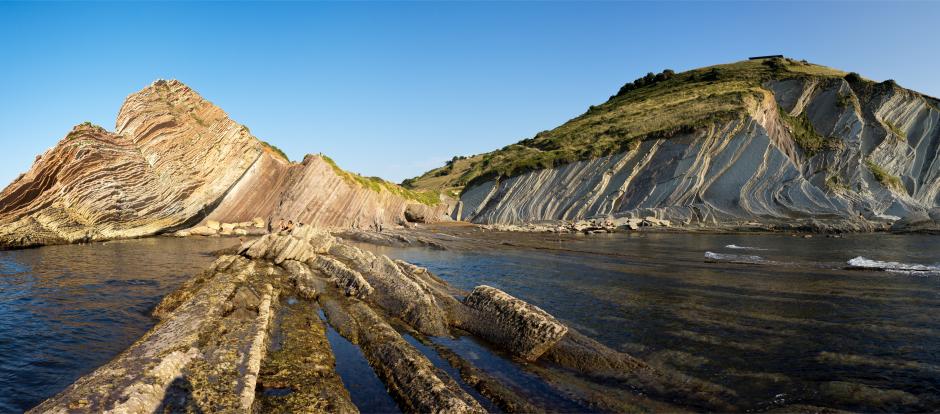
[319,310,400,413]
[3,232,939,412]
[363,232,940,412]
[0,237,238,413]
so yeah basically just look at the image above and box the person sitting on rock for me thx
[286,220,295,232]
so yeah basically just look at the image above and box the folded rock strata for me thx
[30,228,732,413]
[454,77,940,231]
[0,80,449,249]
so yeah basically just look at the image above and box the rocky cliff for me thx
[409,59,940,231]
[0,80,448,248]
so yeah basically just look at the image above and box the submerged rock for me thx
[31,228,734,413]
[460,285,568,361]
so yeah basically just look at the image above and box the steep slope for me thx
[407,58,940,229]
[0,80,448,249]
[204,153,446,230]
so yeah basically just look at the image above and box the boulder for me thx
[221,223,237,232]
[189,226,217,236]
[404,204,429,223]
[460,285,568,361]
[207,220,221,231]
[252,217,266,228]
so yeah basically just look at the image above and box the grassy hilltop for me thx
[403,58,850,196]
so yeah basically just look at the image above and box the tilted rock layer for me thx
[31,229,733,413]
[458,77,940,228]
[0,80,447,248]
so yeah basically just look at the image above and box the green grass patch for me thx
[825,175,851,192]
[66,122,105,140]
[865,158,904,191]
[237,125,290,162]
[777,108,842,156]
[836,93,856,110]
[321,155,441,206]
[883,120,906,140]
[190,112,209,127]
[260,140,289,162]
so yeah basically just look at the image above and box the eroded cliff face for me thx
[205,153,447,231]
[0,80,447,248]
[457,78,940,230]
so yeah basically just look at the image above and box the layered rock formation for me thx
[0,80,448,249]
[412,60,940,231]
[30,228,735,413]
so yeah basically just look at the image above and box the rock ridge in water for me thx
[29,228,736,413]
[0,80,449,248]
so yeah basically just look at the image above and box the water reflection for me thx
[361,232,940,412]
[0,237,239,413]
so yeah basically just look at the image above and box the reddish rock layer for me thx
[0,80,448,248]
[205,153,448,230]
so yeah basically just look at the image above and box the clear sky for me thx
[1,1,937,187]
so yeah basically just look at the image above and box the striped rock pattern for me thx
[0,80,448,248]
[457,78,940,229]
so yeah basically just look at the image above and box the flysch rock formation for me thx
[29,227,738,413]
[0,80,449,249]
[455,77,940,232]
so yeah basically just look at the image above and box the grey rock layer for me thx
[32,227,732,413]
[461,285,568,361]
[458,79,940,230]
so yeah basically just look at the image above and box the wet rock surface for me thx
[459,286,567,361]
[29,227,737,413]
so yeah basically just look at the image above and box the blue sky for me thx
[1,2,937,186]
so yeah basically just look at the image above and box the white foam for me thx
[725,244,768,251]
[705,251,766,264]
[846,256,940,275]
[874,213,902,221]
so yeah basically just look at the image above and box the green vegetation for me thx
[238,125,290,162]
[825,174,851,193]
[191,112,209,127]
[260,140,290,162]
[777,107,842,156]
[844,72,863,83]
[884,120,906,140]
[66,122,104,140]
[321,155,440,206]
[836,93,856,110]
[404,58,849,193]
[865,158,904,191]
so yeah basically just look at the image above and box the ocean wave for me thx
[846,256,940,275]
[705,251,767,264]
[725,244,768,251]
